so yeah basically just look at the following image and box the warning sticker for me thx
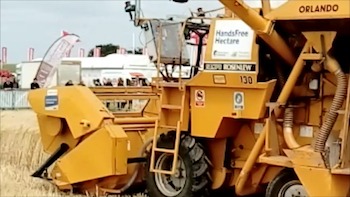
[195,90,205,107]
[233,92,244,110]
[45,89,58,111]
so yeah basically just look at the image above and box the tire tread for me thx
[145,131,211,197]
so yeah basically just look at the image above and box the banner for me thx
[117,48,127,54]
[35,33,80,87]
[61,30,80,57]
[142,47,148,55]
[65,49,71,57]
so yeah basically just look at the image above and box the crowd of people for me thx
[92,77,150,87]
[1,76,149,112]
[1,76,150,90]
[1,76,41,90]
[90,77,151,111]
[1,76,20,90]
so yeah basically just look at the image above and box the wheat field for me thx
[0,110,146,197]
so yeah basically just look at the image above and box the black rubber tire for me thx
[145,131,211,197]
[265,169,305,197]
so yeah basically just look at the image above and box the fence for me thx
[0,89,148,111]
[0,89,30,109]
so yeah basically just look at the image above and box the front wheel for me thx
[265,169,308,197]
[145,131,211,197]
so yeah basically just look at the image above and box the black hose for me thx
[314,71,348,152]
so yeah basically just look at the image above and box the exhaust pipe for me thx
[314,55,348,153]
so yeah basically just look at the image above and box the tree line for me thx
[87,44,144,57]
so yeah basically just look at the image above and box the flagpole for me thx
[1,47,6,70]
[132,32,135,54]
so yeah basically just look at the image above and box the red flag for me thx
[117,48,127,54]
[94,47,101,57]
[1,47,7,64]
[79,48,85,57]
[28,48,34,61]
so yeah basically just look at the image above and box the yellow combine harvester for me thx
[28,0,350,196]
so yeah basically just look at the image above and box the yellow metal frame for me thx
[212,0,350,196]
[27,0,350,196]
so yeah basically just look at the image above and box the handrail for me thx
[90,86,153,93]
[140,16,214,90]
[190,7,225,17]
[156,21,163,90]
[177,16,213,90]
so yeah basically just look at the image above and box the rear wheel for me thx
[265,169,308,197]
[145,131,210,197]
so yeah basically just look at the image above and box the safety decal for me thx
[233,92,244,110]
[45,89,58,111]
[195,90,205,107]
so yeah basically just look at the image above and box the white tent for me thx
[17,54,157,87]
[62,54,154,69]
[20,54,154,69]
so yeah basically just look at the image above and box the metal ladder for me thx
[149,84,186,175]
[149,21,187,175]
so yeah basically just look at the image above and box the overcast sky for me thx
[1,0,287,63]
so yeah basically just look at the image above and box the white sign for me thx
[299,125,314,137]
[212,20,254,60]
[254,123,264,134]
[233,92,244,110]
[194,90,205,107]
[45,89,59,111]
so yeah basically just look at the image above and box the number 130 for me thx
[240,76,253,84]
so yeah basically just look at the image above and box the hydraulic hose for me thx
[276,61,301,149]
[274,61,287,89]
[283,108,301,149]
[235,42,310,196]
[314,66,347,152]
